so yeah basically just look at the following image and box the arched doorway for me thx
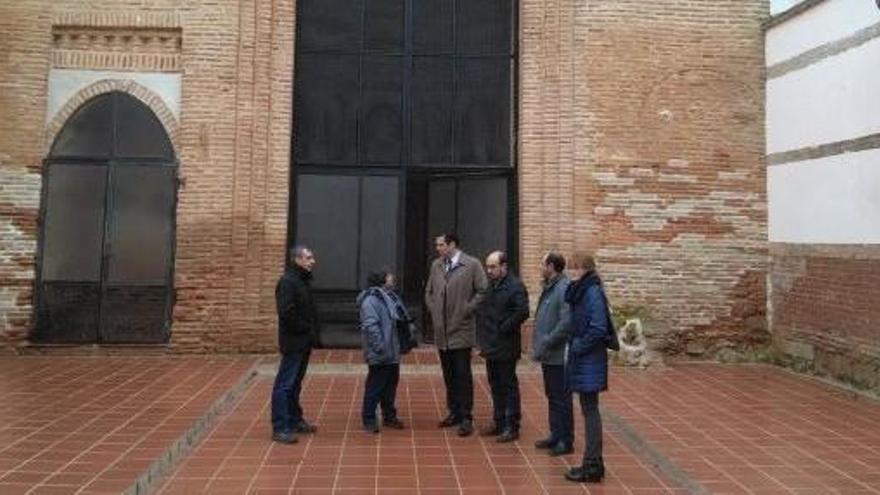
[34,91,177,344]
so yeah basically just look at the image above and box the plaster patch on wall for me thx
[47,68,182,122]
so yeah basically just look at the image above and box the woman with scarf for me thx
[563,253,619,483]
[358,271,411,433]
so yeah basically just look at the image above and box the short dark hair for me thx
[439,233,459,246]
[289,245,310,261]
[544,252,566,273]
[366,271,387,288]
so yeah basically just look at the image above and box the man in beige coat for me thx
[425,233,488,437]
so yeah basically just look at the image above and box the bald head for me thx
[485,250,508,281]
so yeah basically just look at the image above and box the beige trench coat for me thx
[424,251,488,350]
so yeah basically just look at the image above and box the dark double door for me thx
[291,0,517,346]
[35,92,177,344]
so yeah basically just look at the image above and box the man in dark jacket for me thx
[531,252,574,456]
[271,246,320,444]
[476,251,529,442]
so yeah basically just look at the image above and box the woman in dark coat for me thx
[563,253,619,483]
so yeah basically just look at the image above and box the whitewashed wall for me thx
[47,69,182,123]
[766,0,880,244]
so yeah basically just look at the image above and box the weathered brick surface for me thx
[0,1,293,353]
[1,0,768,355]
[770,243,880,388]
[519,0,769,356]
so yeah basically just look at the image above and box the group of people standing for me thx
[270,234,619,484]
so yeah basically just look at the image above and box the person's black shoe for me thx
[548,441,573,456]
[457,419,474,437]
[383,418,405,429]
[585,458,605,483]
[294,420,317,434]
[565,466,587,483]
[480,422,502,437]
[534,436,555,449]
[438,414,460,428]
[272,431,298,444]
[565,461,605,483]
[363,422,380,434]
[496,429,519,443]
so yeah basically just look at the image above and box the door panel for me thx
[105,166,175,284]
[426,177,509,263]
[36,164,107,343]
[456,177,508,262]
[100,165,175,343]
[41,164,107,282]
[359,176,400,282]
[295,175,360,290]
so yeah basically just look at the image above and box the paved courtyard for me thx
[1,351,879,494]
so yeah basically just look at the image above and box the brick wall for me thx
[519,0,769,357]
[770,244,880,389]
[0,0,293,353]
[1,0,769,355]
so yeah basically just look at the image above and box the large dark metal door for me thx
[292,0,517,347]
[35,92,177,344]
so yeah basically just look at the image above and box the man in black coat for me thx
[271,245,320,444]
[477,250,530,442]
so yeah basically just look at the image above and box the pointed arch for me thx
[45,78,180,157]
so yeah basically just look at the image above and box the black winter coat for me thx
[276,266,319,354]
[476,274,530,362]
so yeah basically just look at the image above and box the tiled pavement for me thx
[2,351,880,494]
[155,373,674,495]
[0,356,256,495]
[605,365,880,495]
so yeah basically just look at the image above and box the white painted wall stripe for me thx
[770,0,805,17]
[766,0,880,66]
[47,69,182,124]
[766,36,880,154]
[768,148,880,244]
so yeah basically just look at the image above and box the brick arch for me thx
[45,79,180,157]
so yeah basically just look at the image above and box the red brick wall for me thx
[519,0,769,357]
[0,1,293,353]
[1,0,769,355]
[770,244,880,388]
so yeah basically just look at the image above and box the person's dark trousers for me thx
[486,360,521,431]
[542,364,573,445]
[362,363,400,424]
[271,349,311,434]
[439,348,474,421]
[579,392,603,463]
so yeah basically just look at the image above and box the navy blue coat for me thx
[564,272,617,394]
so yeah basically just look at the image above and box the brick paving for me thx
[606,365,880,495]
[309,349,479,366]
[155,373,673,495]
[0,357,257,495]
[2,354,880,495]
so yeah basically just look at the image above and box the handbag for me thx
[599,289,621,351]
[396,318,417,354]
